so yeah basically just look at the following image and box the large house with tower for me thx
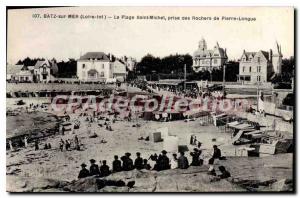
[192,38,228,72]
[237,42,283,84]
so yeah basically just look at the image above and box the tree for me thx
[56,59,77,78]
[135,53,193,79]
[16,57,44,66]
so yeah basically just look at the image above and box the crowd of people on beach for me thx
[78,145,231,181]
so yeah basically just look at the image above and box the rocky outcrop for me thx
[7,154,294,192]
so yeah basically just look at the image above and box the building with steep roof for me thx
[112,60,127,82]
[238,42,283,83]
[33,59,58,82]
[192,38,228,72]
[7,64,34,82]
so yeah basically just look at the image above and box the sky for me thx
[7,7,294,64]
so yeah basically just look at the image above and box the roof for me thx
[194,46,227,58]
[27,66,35,71]
[245,52,256,58]
[242,51,269,61]
[34,60,49,69]
[7,65,23,75]
[79,52,110,61]
[17,70,33,76]
[260,50,270,60]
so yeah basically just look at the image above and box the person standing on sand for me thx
[74,135,80,150]
[24,136,28,148]
[34,140,39,151]
[190,135,194,145]
[59,139,64,152]
[9,140,14,151]
[65,140,71,151]
[78,163,90,179]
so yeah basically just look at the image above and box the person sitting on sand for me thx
[178,151,189,169]
[89,159,100,176]
[211,145,221,160]
[218,166,231,179]
[112,155,122,173]
[197,141,202,149]
[157,150,170,171]
[208,165,216,176]
[100,160,110,177]
[121,152,134,171]
[78,163,90,179]
[170,153,178,169]
[134,152,143,170]
[143,159,151,170]
[190,148,201,166]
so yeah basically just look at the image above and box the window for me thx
[249,67,252,72]
[243,66,245,72]
[257,76,261,82]
[213,59,217,64]
[257,66,261,73]
[100,72,104,77]
[82,64,85,69]
[102,64,104,69]
[257,57,261,63]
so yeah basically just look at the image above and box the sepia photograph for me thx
[5,6,295,192]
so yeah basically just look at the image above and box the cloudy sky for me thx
[7,7,294,63]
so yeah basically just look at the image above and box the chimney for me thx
[109,53,112,62]
[269,49,273,61]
